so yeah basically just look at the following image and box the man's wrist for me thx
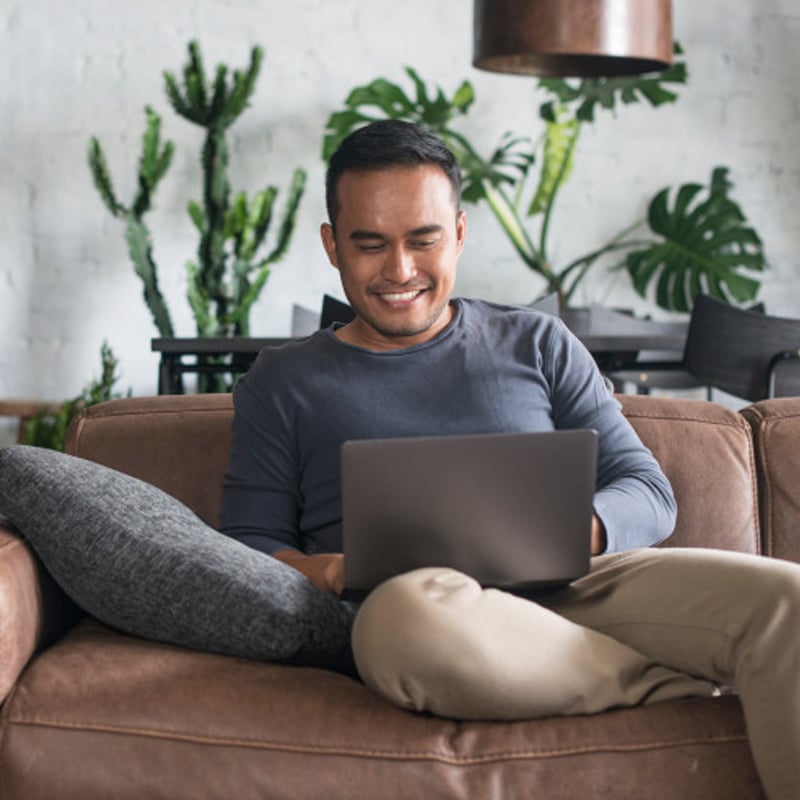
[591,514,607,555]
[273,549,344,595]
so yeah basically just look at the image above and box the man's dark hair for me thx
[325,120,462,228]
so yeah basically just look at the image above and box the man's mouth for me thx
[378,289,425,303]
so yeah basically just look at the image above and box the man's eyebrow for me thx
[348,225,444,241]
[349,230,387,241]
[407,225,444,237]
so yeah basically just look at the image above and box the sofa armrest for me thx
[742,398,800,563]
[0,525,82,703]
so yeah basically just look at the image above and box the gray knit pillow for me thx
[0,445,356,669]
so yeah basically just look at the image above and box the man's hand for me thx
[273,515,604,593]
[273,550,345,595]
[591,513,607,555]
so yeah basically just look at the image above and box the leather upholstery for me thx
[0,528,80,703]
[1,392,796,798]
[743,398,800,561]
[65,393,233,529]
[1,620,762,800]
[620,395,760,553]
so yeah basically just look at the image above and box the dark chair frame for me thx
[684,294,800,403]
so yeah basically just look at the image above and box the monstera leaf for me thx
[538,44,687,123]
[322,69,533,206]
[322,67,474,161]
[625,167,765,312]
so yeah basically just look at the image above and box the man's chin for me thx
[369,321,433,339]
[341,295,453,346]
[367,307,452,341]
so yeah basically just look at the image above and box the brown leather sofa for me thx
[1,392,798,799]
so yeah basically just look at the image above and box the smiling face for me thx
[321,164,467,351]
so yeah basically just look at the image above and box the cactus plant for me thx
[88,41,306,389]
[88,108,175,337]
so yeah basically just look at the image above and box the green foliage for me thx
[323,68,533,207]
[21,343,126,452]
[625,167,764,311]
[88,41,306,390]
[322,51,764,312]
[322,66,474,161]
[527,114,579,217]
[88,108,176,337]
[459,132,534,204]
[538,44,688,122]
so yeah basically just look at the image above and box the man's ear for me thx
[320,223,339,270]
[455,210,467,255]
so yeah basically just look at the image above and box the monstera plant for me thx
[323,52,764,312]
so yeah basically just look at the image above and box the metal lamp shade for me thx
[473,0,673,78]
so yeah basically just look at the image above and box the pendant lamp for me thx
[473,0,673,78]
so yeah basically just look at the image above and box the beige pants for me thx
[352,548,800,800]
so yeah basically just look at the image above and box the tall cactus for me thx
[88,108,176,337]
[88,41,306,391]
[164,41,306,337]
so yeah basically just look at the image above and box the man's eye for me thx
[412,239,437,249]
[358,243,385,253]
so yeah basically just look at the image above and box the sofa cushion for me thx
[66,393,233,529]
[619,396,760,553]
[0,619,763,800]
[0,445,355,670]
[742,398,800,562]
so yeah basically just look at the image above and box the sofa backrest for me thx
[619,395,760,554]
[66,393,762,555]
[67,394,233,530]
[742,398,800,562]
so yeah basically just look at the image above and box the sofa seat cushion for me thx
[0,620,764,800]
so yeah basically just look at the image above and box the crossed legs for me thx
[351,549,800,800]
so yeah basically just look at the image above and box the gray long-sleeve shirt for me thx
[220,298,677,555]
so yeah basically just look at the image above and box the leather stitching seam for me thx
[5,717,748,764]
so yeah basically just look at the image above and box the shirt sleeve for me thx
[219,362,302,555]
[542,319,677,553]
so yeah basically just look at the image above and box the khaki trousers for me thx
[352,548,800,800]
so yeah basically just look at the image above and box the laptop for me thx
[341,429,597,599]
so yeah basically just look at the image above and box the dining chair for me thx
[683,294,800,402]
[527,291,560,316]
[598,307,702,397]
[320,294,356,328]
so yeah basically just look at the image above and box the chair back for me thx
[527,291,560,316]
[684,294,800,402]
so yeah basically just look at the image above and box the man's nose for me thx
[382,247,417,283]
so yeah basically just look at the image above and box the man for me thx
[220,120,799,799]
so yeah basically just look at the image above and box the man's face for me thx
[321,164,466,351]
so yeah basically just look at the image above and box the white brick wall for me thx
[1,0,798,440]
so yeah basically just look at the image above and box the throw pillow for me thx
[0,445,355,670]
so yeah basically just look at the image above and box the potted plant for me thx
[322,51,765,313]
[21,342,126,451]
[89,41,305,390]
